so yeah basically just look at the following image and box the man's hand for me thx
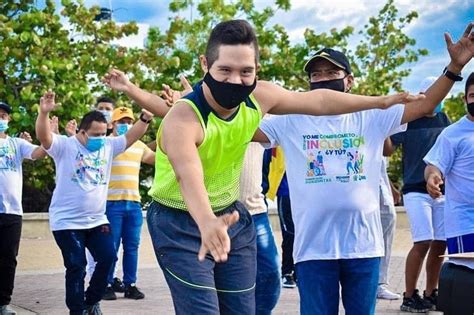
[102,68,132,93]
[426,173,444,199]
[198,211,240,263]
[445,22,474,73]
[380,92,425,109]
[65,119,77,136]
[19,131,33,143]
[39,91,56,114]
[160,75,193,107]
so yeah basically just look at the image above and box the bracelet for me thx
[443,67,462,82]
[139,113,152,124]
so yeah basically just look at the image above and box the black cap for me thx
[303,48,351,74]
[0,102,11,114]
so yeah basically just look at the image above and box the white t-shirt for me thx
[46,133,126,231]
[0,136,37,216]
[259,105,405,262]
[424,116,474,237]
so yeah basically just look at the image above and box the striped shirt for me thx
[108,140,152,202]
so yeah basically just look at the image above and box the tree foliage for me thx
[0,0,430,211]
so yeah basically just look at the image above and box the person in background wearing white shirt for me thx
[257,23,473,315]
[0,101,46,315]
[35,91,153,315]
[377,156,402,300]
[424,72,474,315]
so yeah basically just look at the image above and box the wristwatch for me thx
[139,113,152,124]
[443,67,463,82]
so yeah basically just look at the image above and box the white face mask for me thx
[98,110,112,124]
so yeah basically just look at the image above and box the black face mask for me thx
[467,102,474,116]
[203,72,257,109]
[310,78,346,92]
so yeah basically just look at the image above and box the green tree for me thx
[1,0,428,211]
[444,92,466,122]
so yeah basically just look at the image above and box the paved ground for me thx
[10,212,443,314]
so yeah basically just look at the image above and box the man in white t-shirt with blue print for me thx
[0,101,46,315]
[424,72,474,315]
[258,24,473,315]
[35,91,153,315]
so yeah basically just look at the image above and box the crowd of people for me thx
[0,19,473,315]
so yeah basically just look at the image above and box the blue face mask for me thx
[98,110,112,124]
[434,101,444,113]
[0,120,8,132]
[85,135,105,152]
[116,123,131,136]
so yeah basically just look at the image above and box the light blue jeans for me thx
[253,212,281,315]
[296,257,380,315]
[106,200,143,285]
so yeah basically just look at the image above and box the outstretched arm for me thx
[254,80,423,116]
[402,22,474,123]
[35,91,56,150]
[102,69,191,118]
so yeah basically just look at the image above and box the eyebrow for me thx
[216,65,255,71]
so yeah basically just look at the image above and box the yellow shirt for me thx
[108,140,152,202]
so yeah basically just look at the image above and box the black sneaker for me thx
[102,286,117,301]
[423,289,438,310]
[282,273,297,289]
[400,289,431,313]
[124,284,145,300]
[111,277,125,293]
[85,302,103,315]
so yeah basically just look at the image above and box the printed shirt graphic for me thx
[260,105,405,262]
[0,137,37,215]
[46,133,126,231]
[302,131,367,184]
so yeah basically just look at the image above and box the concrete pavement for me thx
[9,212,442,314]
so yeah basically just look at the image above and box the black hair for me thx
[78,110,107,131]
[466,72,474,99]
[205,19,259,69]
[95,96,115,107]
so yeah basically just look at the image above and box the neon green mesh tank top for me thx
[148,83,262,211]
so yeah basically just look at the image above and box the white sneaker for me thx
[377,285,401,300]
[0,305,17,315]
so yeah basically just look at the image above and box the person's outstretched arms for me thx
[35,91,56,150]
[402,22,474,123]
[102,69,189,118]
[253,80,423,117]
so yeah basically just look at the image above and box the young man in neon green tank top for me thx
[103,19,422,314]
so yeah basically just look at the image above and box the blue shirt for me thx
[391,112,450,194]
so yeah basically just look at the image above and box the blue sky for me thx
[49,0,473,95]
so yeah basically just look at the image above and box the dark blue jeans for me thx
[53,225,116,315]
[253,212,281,315]
[295,257,380,315]
[277,195,295,276]
[106,200,143,285]
[0,214,22,306]
[147,201,256,315]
